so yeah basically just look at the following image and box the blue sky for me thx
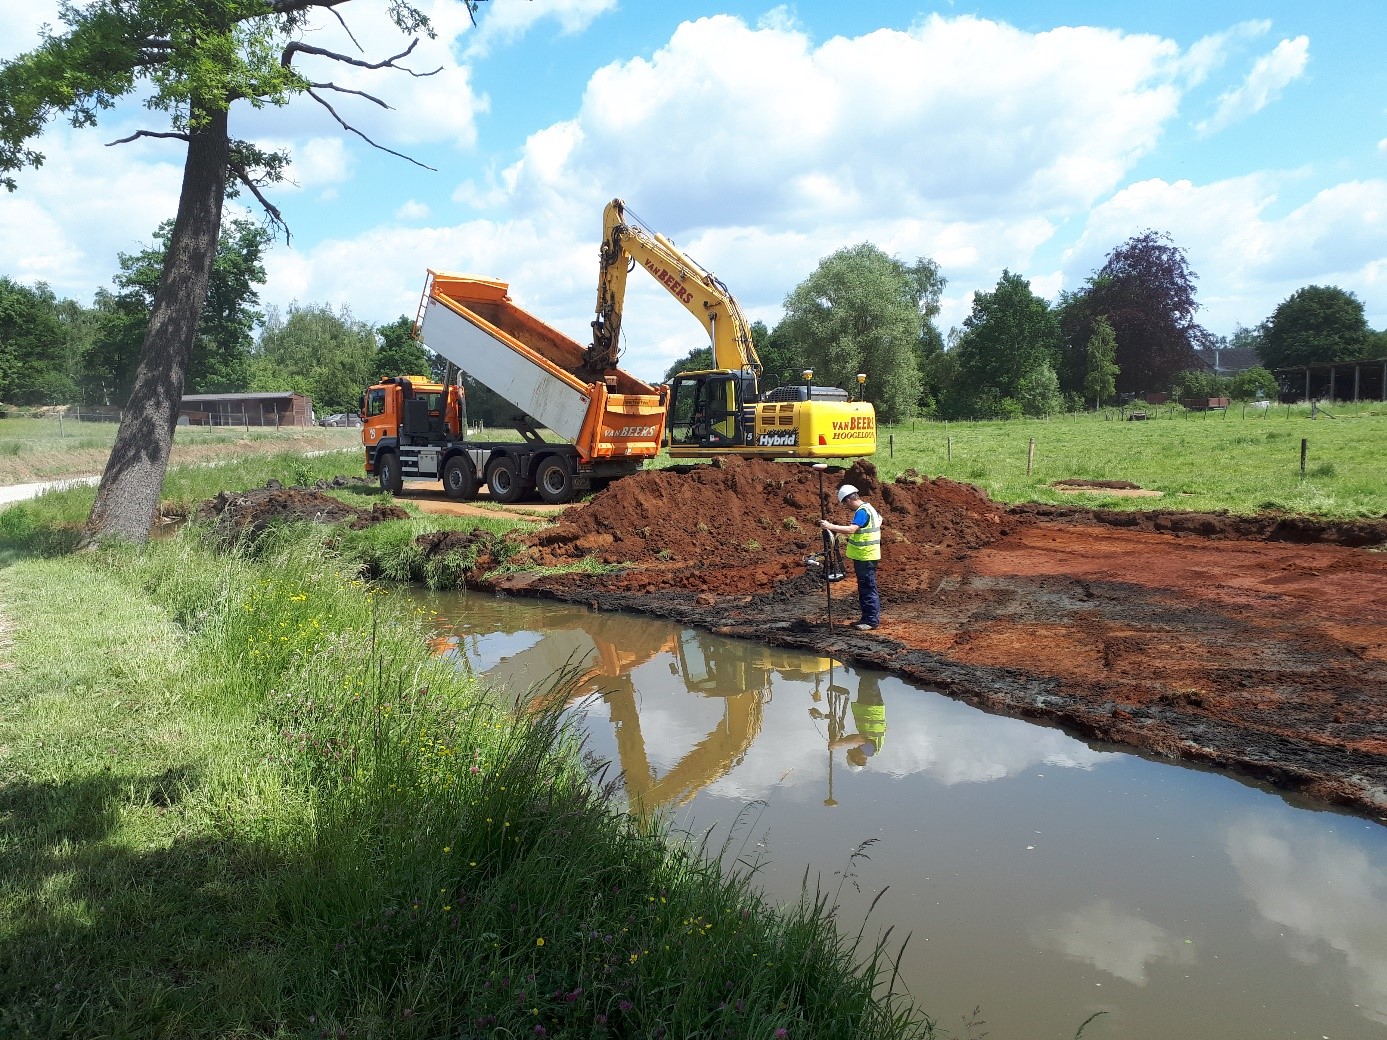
[1,0,1383,384]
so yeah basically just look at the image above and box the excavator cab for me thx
[666,371,755,449]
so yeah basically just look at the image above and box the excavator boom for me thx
[589,198,762,378]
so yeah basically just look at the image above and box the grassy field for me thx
[0,473,933,1039]
[866,402,1387,518]
[0,416,360,485]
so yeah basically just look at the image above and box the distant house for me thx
[178,391,315,427]
[1191,345,1261,376]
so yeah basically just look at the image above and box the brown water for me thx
[421,591,1387,1040]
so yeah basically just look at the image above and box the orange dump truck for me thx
[362,272,667,503]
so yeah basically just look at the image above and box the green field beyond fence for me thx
[863,403,1387,518]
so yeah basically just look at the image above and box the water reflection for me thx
[1226,815,1387,1026]
[1030,899,1196,986]
[420,592,1387,1040]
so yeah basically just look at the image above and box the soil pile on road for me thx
[525,456,1014,596]
[196,482,407,542]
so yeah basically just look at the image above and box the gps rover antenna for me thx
[814,463,833,628]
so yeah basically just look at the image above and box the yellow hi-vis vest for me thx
[844,501,882,561]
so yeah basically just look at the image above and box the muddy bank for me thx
[195,460,1387,821]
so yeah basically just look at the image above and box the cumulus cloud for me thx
[1196,36,1309,136]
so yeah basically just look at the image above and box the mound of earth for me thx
[526,456,1012,599]
[196,482,408,541]
[487,460,1387,822]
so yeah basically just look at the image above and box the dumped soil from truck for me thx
[194,460,1387,821]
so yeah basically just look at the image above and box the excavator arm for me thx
[588,198,762,379]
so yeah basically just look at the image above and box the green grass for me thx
[0,498,933,1039]
[866,403,1387,518]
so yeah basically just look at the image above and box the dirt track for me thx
[199,461,1387,821]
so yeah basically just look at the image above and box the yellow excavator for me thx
[588,198,877,459]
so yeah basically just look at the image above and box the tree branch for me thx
[106,129,190,146]
[323,6,364,53]
[282,38,441,78]
[306,88,435,170]
[229,161,290,241]
[270,0,352,14]
[308,81,390,109]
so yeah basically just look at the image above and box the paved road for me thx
[0,475,100,507]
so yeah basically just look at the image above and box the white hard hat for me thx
[836,484,859,503]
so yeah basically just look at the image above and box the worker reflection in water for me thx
[810,668,887,807]
[819,483,882,630]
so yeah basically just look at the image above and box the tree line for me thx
[665,231,1386,423]
[4,220,1383,427]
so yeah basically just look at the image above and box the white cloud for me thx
[1066,175,1387,330]
[1196,36,1309,136]
[1174,19,1271,88]
[394,199,432,221]
[0,127,183,298]
[463,0,617,58]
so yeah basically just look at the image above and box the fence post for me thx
[889,433,894,458]
[946,436,952,462]
[1300,438,1307,479]
[1027,437,1035,476]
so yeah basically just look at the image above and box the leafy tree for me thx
[376,315,434,381]
[944,270,1062,418]
[1082,315,1119,409]
[92,218,270,399]
[0,0,490,543]
[662,346,714,383]
[775,244,943,423]
[1229,366,1278,401]
[252,304,378,415]
[1256,285,1373,370]
[0,278,72,404]
[1059,231,1209,396]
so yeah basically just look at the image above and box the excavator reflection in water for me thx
[427,605,840,816]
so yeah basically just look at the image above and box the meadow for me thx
[866,402,1387,518]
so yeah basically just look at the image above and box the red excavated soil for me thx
[495,457,1387,821]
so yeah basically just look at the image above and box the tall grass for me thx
[0,521,933,1038]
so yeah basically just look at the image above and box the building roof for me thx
[180,392,309,402]
[1191,346,1261,373]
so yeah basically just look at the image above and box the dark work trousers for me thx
[853,559,880,627]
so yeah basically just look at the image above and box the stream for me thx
[419,590,1387,1040]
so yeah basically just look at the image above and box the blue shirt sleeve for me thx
[853,506,869,529]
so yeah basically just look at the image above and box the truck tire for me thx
[485,456,525,503]
[535,455,576,504]
[442,455,476,501]
[378,451,403,495]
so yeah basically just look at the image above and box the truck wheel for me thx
[378,452,403,495]
[535,455,576,504]
[442,455,476,501]
[485,456,525,503]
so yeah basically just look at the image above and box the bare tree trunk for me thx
[83,107,229,545]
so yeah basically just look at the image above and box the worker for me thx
[820,483,882,630]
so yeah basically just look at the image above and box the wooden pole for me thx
[1300,438,1307,479]
[946,436,952,462]
[1027,438,1035,476]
